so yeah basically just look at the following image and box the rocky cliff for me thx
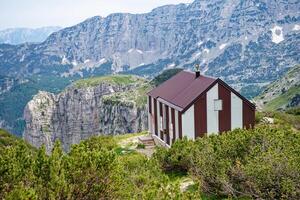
[23,75,149,153]
[0,0,299,83]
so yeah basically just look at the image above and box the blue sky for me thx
[0,0,193,30]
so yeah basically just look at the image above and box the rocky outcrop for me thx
[23,75,148,153]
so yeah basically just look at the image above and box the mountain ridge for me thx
[0,0,299,83]
[0,26,61,45]
[0,0,299,135]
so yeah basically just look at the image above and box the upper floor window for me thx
[214,99,223,111]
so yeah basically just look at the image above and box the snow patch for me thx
[203,48,210,54]
[136,49,143,54]
[270,25,284,44]
[20,54,25,62]
[197,41,203,46]
[71,60,78,66]
[61,55,70,65]
[167,63,176,68]
[219,43,227,50]
[84,59,91,63]
[99,58,107,64]
[128,48,143,54]
[138,63,145,66]
[109,87,115,93]
[292,24,300,31]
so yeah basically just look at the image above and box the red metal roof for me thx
[148,71,216,109]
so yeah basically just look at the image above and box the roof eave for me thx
[157,97,183,112]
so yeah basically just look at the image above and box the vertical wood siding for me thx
[182,105,195,140]
[171,108,176,143]
[147,97,152,134]
[148,96,152,114]
[231,92,243,129]
[178,112,182,139]
[165,105,170,145]
[159,102,164,140]
[175,110,179,140]
[218,84,231,133]
[243,101,255,129]
[153,98,158,136]
[194,93,207,138]
[206,83,219,135]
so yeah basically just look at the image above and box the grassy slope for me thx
[264,85,300,111]
[255,65,300,110]
[97,68,183,107]
[73,74,145,88]
[256,107,300,131]
[102,83,152,107]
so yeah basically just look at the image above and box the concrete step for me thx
[138,135,155,147]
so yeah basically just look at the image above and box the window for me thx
[160,116,163,131]
[214,99,223,111]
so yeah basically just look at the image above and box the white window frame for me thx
[214,99,223,111]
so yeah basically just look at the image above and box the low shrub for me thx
[155,126,300,199]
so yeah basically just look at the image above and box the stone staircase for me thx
[138,135,155,148]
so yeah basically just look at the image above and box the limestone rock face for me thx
[23,80,148,153]
[0,0,299,83]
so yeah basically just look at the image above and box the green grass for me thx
[256,109,300,130]
[102,83,152,107]
[264,85,300,111]
[165,170,188,183]
[114,131,147,142]
[73,74,145,88]
[114,146,136,155]
[285,65,300,78]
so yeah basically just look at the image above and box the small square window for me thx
[214,99,223,111]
